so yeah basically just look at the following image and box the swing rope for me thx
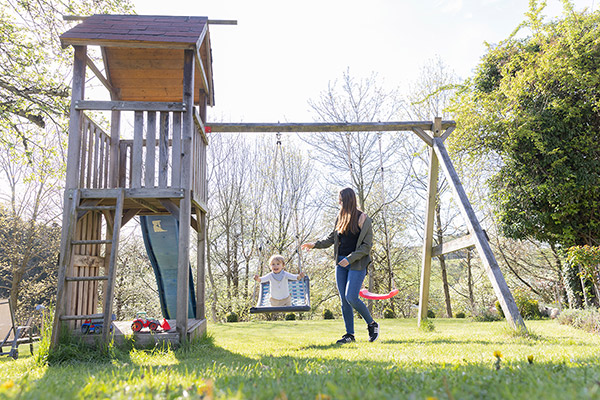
[276,132,303,273]
[250,132,310,313]
[359,131,399,301]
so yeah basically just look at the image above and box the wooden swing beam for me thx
[209,117,527,333]
[207,121,455,132]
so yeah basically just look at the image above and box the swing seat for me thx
[250,276,311,313]
[359,288,399,300]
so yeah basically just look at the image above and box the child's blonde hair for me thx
[268,254,286,266]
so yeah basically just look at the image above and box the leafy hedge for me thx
[557,308,600,334]
[495,291,542,320]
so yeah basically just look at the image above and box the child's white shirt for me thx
[259,271,299,300]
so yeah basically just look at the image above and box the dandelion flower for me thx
[527,355,534,364]
[493,351,502,358]
[1,380,14,390]
[197,379,213,398]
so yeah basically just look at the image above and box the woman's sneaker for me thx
[368,321,379,342]
[336,333,355,344]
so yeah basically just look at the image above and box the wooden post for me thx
[177,49,195,340]
[108,101,120,188]
[197,211,206,320]
[131,111,144,188]
[171,111,182,187]
[432,136,527,333]
[196,92,207,321]
[101,189,124,343]
[145,112,156,187]
[158,113,170,188]
[52,46,87,347]
[417,118,439,326]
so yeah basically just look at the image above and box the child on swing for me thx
[254,254,305,307]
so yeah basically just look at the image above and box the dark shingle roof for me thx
[60,14,208,48]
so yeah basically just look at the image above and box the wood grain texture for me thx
[208,121,456,133]
[177,50,195,340]
[432,136,527,333]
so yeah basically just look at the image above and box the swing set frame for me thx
[207,118,528,333]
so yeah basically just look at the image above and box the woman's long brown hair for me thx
[336,187,361,234]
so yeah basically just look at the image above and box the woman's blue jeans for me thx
[336,256,374,335]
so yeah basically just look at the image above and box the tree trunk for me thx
[438,255,452,317]
[10,269,24,317]
[232,238,239,295]
[206,218,218,322]
[466,249,475,313]
[579,268,590,307]
[549,243,568,308]
[244,256,250,299]
[435,202,452,317]
[562,259,584,309]
[225,227,231,298]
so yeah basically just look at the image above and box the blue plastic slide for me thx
[140,215,196,319]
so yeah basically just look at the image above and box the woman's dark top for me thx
[337,228,361,257]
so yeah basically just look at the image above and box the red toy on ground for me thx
[131,311,171,332]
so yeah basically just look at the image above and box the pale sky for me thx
[133,0,596,123]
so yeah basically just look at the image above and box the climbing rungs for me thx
[66,276,109,282]
[72,239,112,245]
[77,205,116,211]
[60,313,104,321]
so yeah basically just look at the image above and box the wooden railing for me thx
[193,111,208,206]
[79,115,111,189]
[118,111,183,189]
[74,101,207,204]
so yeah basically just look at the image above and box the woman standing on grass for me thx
[301,187,379,344]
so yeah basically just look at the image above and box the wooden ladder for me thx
[53,188,125,344]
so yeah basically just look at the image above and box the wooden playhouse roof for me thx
[60,14,214,105]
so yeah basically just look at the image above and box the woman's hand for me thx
[338,258,349,267]
[301,243,315,250]
[253,274,260,282]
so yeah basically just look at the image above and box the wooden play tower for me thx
[51,14,212,347]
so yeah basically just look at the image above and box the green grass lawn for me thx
[1,318,599,399]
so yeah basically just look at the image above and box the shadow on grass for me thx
[378,337,526,346]
[11,330,600,400]
[301,342,358,350]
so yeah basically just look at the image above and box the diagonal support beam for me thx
[159,199,199,232]
[412,127,433,146]
[440,126,455,142]
[194,24,210,97]
[130,198,160,213]
[85,55,118,99]
[432,136,527,333]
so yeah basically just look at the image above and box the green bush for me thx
[419,318,435,332]
[455,311,466,318]
[427,309,436,318]
[226,312,239,323]
[383,308,395,319]
[323,309,334,320]
[557,308,600,333]
[519,297,542,319]
[473,310,502,322]
[495,292,542,320]
[285,313,296,321]
[495,301,504,318]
